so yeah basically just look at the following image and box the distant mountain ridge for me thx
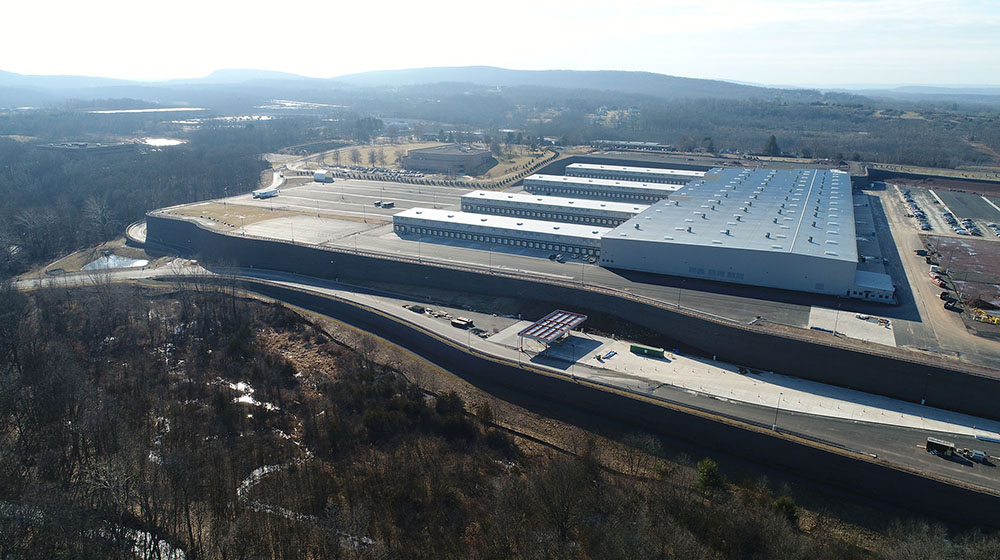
[0,69,132,89]
[330,66,799,99]
[0,66,800,100]
[1,66,998,108]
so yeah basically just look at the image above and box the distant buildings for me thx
[401,144,493,175]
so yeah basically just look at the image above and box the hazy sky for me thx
[4,0,999,86]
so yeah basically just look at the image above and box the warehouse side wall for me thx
[600,236,857,297]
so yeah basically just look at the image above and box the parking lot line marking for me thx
[981,196,1000,217]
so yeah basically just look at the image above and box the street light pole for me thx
[772,392,783,430]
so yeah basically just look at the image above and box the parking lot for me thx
[240,178,466,221]
[893,185,1000,239]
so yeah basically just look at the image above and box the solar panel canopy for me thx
[518,310,588,343]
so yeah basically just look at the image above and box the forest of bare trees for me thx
[2,282,999,559]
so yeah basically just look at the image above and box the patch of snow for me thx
[82,255,148,270]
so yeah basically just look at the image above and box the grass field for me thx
[167,202,298,228]
[320,142,445,169]
[480,146,548,179]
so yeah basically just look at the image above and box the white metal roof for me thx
[566,163,705,179]
[605,168,858,262]
[524,174,686,193]
[394,207,611,239]
[518,310,588,343]
[462,190,648,214]
[854,270,895,292]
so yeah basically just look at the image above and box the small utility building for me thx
[401,144,493,175]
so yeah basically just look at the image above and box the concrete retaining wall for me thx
[146,213,1000,421]
[868,168,1000,191]
[229,278,1000,529]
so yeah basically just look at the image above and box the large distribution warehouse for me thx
[523,174,684,203]
[392,163,896,302]
[601,168,894,301]
[393,208,607,257]
[565,163,705,185]
[461,191,646,227]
